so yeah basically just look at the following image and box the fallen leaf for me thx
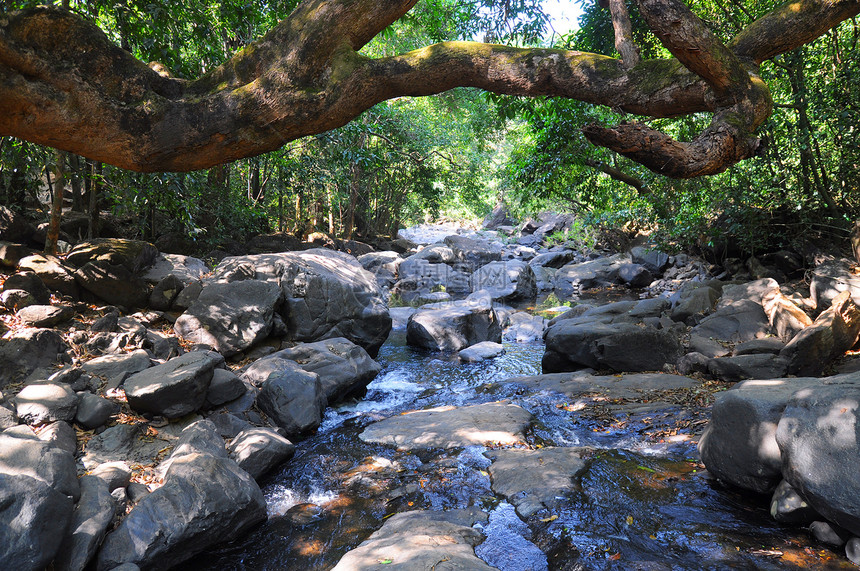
[541,515,558,523]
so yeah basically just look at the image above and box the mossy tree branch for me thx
[0,0,857,176]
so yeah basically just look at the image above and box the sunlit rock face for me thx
[177,249,392,358]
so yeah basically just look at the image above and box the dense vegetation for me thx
[1,0,858,258]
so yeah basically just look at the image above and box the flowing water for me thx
[191,324,852,570]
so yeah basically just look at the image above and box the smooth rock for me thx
[15,382,78,425]
[2,270,50,304]
[75,393,120,429]
[770,479,820,524]
[252,359,326,436]
[470,260,537,301]
[406,302,502,352]
[95,452,266,571]
[263,337,380,404]
[699,378,818,493]
[487,447,588,517]
[174,280,282,358]
[0,432,80,500]
[332,509,493,571]
[204,368,246,408]
[0,328,69,388]
[360,402,532,450]
[124,352,220,418]
[228,427,296,480]
[459,341,505,363]
[706,354,789,382]
[0,473,74,571]
[54,475,115,571]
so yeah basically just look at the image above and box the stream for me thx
[191,311,852,570]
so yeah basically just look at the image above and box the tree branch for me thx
[609,0,640,69]
[0,0,857,178]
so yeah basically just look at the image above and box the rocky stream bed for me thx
[3,209,860,570]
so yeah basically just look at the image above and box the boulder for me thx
[73,260,150,308]
[332,509,493,571]
[670,284,720,324]
[213,250,391,357]
[810,258,860,309]
[244,232,304,254]
[733,338,785,356]
[82,349,151,382]
[124,352,221,418]
[262,337,380,404]
[529,250,579,269]
[81,422,192,471]
[174,280,282,357]
[227,427,296,480]
[1,288,38,312]
[141,253,208,285]
[459,341,505,363]
[699,378,818,493]
[148,274,184,311]
[204,368,246,408]
[555,254,628,296]
[443,234,503,268]
[360,402,532,450]
[0,432,80,500]
[543,321,683,373]
[65,238,159,274]
[0,328,69,389]
[761,289,813,342]
[780,290,860,376]
[14,382,78,425]
[54,475,115,571]
[89,461,132,492]
[470,260,537,301]
[0,207,35,242]
[251,359,326,436]
[617,263,654,288]
[2,270,50,304]
[75,393,120,429]
[486,447,588,517]
[503,312,546,343]
[16,304,74,327]
[95,452,266,571]
[406,302,502,352]
[631,246,671,274]
[17,254,79,298]
[706,354,789,382]
[0,473,74,571]
[691,300,772,344]
[484,203,516,229]
[776,374,860,535]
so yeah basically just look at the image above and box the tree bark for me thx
[0,0,858,177]
[45,149,65,255]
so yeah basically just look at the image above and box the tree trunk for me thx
[88,161,101,239]
[0,1,859,177]
[45,149,65,255]
[68,153,83,212]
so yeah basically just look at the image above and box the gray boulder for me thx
[406,302,502,351]
[443,234,502,268]
[529,250,578,269]
[3,270,50,304]
[251,359,326,436]
[54,476,115,571]
[82,349,151,383]
[332,509,493,571]
[148,274,184,311]
[0,473,74,571]
[204,368,246,408]
[631,246,671,274]
[124,352,221,418]
[95,452,266,571]
[262,337,380,404]
[459,341,505,363]
[776,375,860,536]
[174,280,282,357]
[75,393,120,429]
[228,427,296,480]
[618,263,653,288]
[699,378,818,493]
[16,304,74,327]
[554,254,628,296]
[770,479,820,525]
[17,254,79,298]
[470,260,537,301]
[65,238,158,274]
[692,300,772,344]
[810,258,860,309]
[0,431,80,500]
[671,284,720,324]
[0,206,35,242]
[142,253,207,285]
[780,290,860,376]
[543,321,682,373]
[73,260,150,308]
[214,250,391,357]
[0,328,69,389]
[706,354,789,382]
[14,382,78,425]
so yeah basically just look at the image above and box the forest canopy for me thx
[1,0,859,255]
